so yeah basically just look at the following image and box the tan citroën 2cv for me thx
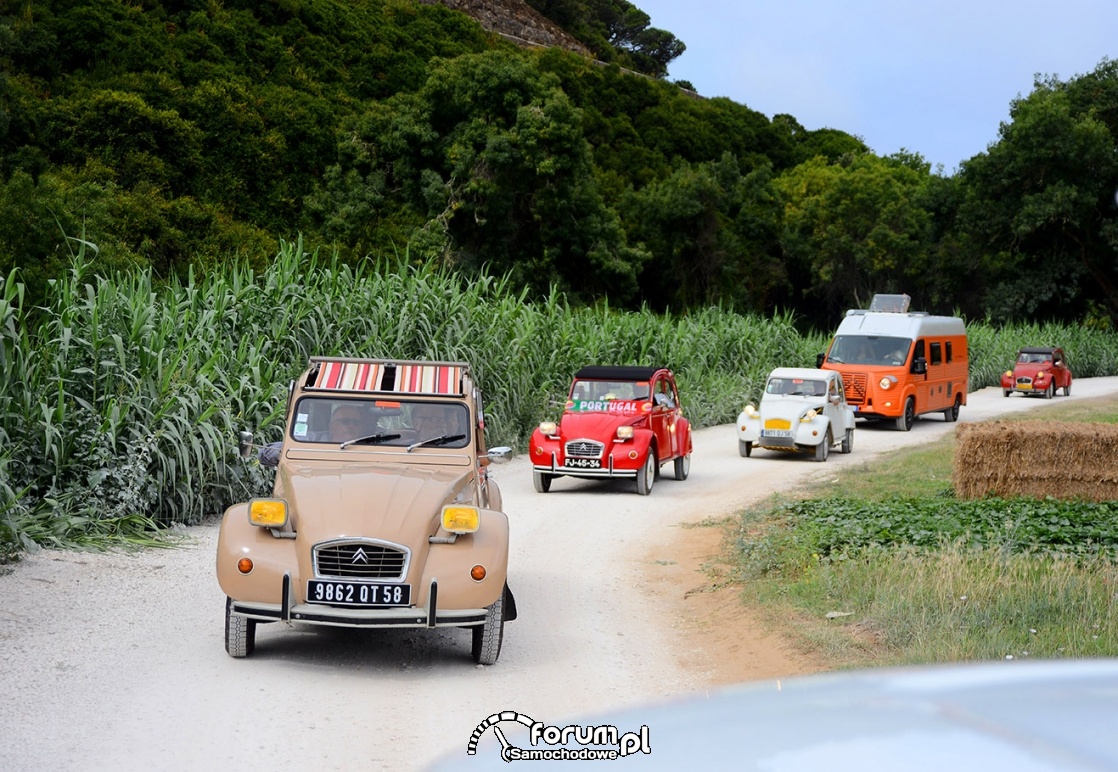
[217,357,514,664]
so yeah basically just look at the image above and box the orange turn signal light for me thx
[237,557,254,575]
[470,565,487,581]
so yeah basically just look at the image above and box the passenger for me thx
[328,404,367,442]
[412,404,454,437]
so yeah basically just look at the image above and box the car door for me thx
[1052,349,1070,389]
[650,375,679,460]
[824,375,841,431]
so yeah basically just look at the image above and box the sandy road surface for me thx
[2,380,1116,770]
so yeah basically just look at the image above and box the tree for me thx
[525,0,685,77]
[958,59,1118,324]
[323,50,648,303]
[775,154,934,327]
[622,154,785,311]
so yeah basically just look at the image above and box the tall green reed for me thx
[2,238,1117,557]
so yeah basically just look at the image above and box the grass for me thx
[726,393,1118,669]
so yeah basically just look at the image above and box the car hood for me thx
[280,462,474,545]
[559,411,641,437]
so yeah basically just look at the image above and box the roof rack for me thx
[305,357,469,395]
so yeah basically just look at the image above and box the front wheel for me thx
[225,596,255,658]
[472,586,506,665]
[1003,389,1011,397]
[635,451,656,495]
[532,469,552,493]
[673,452,690,481]
[1044,382,1054,399]
[841,428,853,454]
[1064,382,1071,396]
[895,398,915,431]
[814,429,831,462]
[738,439,752,458]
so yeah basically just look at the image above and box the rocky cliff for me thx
[418,0,590,55]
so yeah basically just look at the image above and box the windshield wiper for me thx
[339,432,401,449]
[406,433,466,452]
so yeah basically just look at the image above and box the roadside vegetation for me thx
[3,242,1118,563]
[727,396,1118,667]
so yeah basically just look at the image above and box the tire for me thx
[673,453,690,481]
[814,429,831,462]
[471,587,506,665]
[943,396,961,422]
[225,596,255,658]
[738,439,752,458]
[895,398,915,431]
[1044,382,1054,399]
[841,428,853,454]
[1064,382,1071,396]
[532,469,552,493]
[1003,389,1011,397]
[635,451,656,495]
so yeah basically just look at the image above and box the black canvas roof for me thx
[1018,346,1060,354]
[573,365,664,381]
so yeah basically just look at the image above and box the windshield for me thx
[289,397,470,449]
[566,379,651,414]
[766,377,827,397]
[827,335,912,366]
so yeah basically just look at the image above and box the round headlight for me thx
[1004,370,1013,378]
[745,404,757,417]
[539,421,557,435]
[879,376,898,389]
[801,409,818,422]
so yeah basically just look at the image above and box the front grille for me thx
[314,541,409,580]
[566,439,604,458]
[843,373,869,406]
[1016,377,1033,386]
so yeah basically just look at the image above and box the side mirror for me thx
[484,446,512,464]
[912,357,927,375]
[815,353,825,368]
[238,430,255,460]
[829,394,841,405]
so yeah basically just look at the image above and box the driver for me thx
[412,404,454,437]
[328,404,367,442]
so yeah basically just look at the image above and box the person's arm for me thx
[259,441,282,467]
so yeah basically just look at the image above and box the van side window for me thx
[930,342,942,365]
[946,341,953,363]
[914,340,926,360]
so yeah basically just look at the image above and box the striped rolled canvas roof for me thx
[311,360,464,395]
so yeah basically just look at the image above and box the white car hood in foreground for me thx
[432,660,1118,770]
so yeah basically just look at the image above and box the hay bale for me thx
[953,421,1118,501]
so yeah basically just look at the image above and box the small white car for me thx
[737,367,855,461]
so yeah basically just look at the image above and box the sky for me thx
[634,1,1118,173]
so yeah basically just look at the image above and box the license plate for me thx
[1018,384,1032,390]
[563,457,602,469]
[762,429,793,438]
[306,581,411,607]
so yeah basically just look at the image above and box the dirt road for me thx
[2,380,1115,770]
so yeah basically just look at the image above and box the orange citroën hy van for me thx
[816,294,968,431]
